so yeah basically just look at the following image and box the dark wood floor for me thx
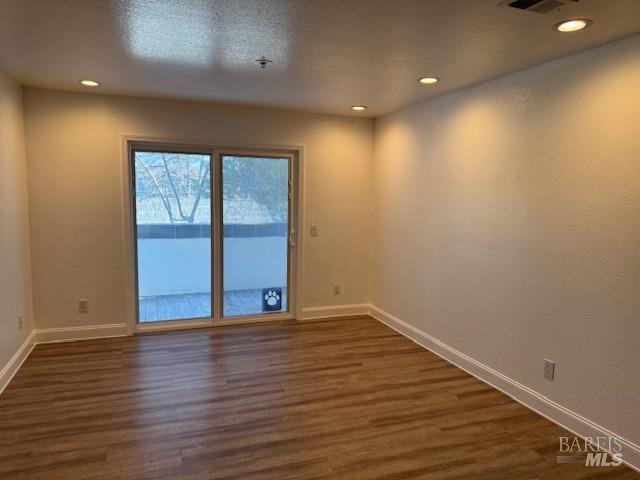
[0,316,635,479]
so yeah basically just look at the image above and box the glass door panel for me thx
[221,155,290,316]
[133,150,212,322]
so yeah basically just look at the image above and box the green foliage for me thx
[135,152,288,224]
[135,152,210,224]
[223,156,288,222]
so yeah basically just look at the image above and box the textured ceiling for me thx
[1,0,639,117]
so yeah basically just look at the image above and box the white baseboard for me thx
[36,323,128,344]
[368,305,640,472]
[300,304,370,320]
[0,330,36,395]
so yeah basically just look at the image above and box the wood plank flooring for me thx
[0,316,635,479]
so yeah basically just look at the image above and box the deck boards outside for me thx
[139,288,288,321]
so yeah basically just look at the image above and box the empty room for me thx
[0,0,638,478]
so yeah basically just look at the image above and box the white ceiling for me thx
[1,0,639,117]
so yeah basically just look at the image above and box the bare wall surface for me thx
[372,35,640,446]
[23,90,373,329]
[0,72,34,367]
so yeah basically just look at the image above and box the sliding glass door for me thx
[133,150,213,323]
[131,146,294,326]
[222,155,290,316]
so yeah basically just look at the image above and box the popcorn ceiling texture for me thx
[3,1,640,116]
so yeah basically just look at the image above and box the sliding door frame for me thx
[120,135,304,335]
[217,149,297,322]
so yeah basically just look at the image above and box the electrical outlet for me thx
[78,299,89,314]
[544,359,555,380]
[310,224,319,236]
[333,284,341,295]
[18,315,23,331]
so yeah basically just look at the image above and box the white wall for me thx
[23,90,373,329]
[137,236,287,295]
[372,35,640,447]
[223,237,287,292]
[137,238,211,296]
[0,72,34,369]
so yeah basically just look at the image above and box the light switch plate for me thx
[544,359,555,380]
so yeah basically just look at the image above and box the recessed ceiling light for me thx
[79,80,100,87]
[351,105,367,111]
[418,77,439,85]
[555,19,591,33]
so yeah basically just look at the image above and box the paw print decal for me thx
[262,287,283,312]
[264,290,280,306]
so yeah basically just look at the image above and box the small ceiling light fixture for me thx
[254,56,273,69]
[555,19,591,33]
[418,76,439,85]
[351,105,367,111]
[79,80,100,87]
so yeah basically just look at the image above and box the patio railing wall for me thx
[137,223,288,296]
